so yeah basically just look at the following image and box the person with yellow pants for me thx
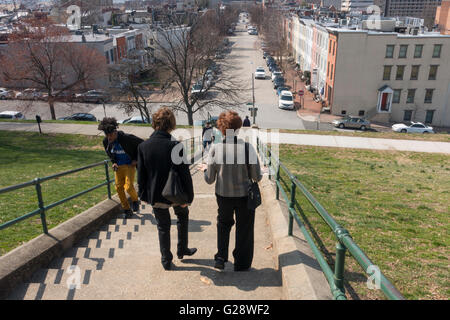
[98,117,144,218]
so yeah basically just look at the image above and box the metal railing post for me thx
[275,163,280,200]
[334,241,346,295]
[288,181,296,236]
[268,149,272,180]
[104,160,111,199]
[35,178,48,234]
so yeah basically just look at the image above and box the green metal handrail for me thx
[257,137,405,300]
[0,136,202,235]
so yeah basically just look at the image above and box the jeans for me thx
[215,194,255,269]
[153,206,190,263]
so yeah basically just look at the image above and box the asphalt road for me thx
[0,19,327,130]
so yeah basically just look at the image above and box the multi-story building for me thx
[384,0,442,27]
[287,13,450,126]
[324,27,450,126]
[341,0,374,12]
[435,0,450,35]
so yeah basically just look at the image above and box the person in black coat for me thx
[137,107,196,270]
[243,116,251,127]
[98,117,144,218]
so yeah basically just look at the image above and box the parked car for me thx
[273,76,285,89]
[57,113,97,121]
[249,29,258,35]
[276,86,290,96]
[391,122,434,133]
[263,51,269,59]
[278,91,294,110]
[333,116,371,131]
[119,115,151,124]
[271,71,283,81]
[269,63,278,73]
[0,111,25,120]
[254,67,266,79]
[0,88,14,100]
[191,83,207,97]
[75,90,110,104]
[16,89,42,100]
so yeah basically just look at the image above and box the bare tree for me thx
[0,17,107,119]
[153,14,245,125]
[260,9,289,72]
[109,55,153,123]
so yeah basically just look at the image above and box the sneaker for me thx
[124,209,133,218]
[132,200,140,212]
[214,257,225,270]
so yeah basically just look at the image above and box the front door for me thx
[380,93,389,111]
[425,110,434,124]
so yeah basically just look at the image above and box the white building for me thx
[341,0,374,12]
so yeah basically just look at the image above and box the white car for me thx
[278,91,294,110]
[16,89,43,100]
[392,122,434,133]
[0,88,14,100]
[272,71,282,81]
[0,111,25,120]
[254,67,265,79]
[119,115,151,124]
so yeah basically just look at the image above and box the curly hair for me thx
[216,111,242,136]
[152,107,176,132]
[98,117,118,134]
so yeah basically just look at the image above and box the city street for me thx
[0,18,323,130]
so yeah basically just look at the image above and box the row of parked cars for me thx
[191,61,220,98]
[0,87,111,104]
[255,49,295,110]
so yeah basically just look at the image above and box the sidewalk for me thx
[6,170,283,300]
[1,122,449,154]
[282,63,340,124]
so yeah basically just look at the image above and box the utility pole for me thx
[252,73,256,124]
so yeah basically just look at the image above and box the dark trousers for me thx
[153,206,189,263]
[215,194,255,269]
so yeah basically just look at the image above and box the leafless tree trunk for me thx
[152,13,245,126]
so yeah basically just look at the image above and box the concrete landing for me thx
[6,167,282,300]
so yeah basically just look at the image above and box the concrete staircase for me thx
[6,169,283,300]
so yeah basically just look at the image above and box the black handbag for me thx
[245,142,261,210]
[162,145,189,205]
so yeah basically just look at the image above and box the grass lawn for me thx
[0,131,114,256]
[278,144,449,300]
[279,129,450,143]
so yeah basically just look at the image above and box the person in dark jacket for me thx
[202,121,213,151]
[98,117,144,218]
[243,116,251,127]
[137,107,196,270]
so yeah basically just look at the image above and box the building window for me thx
[414,44,423,58]
[428,65,438,80]
[329,40,332,53]
[424,89,434,103]
[403,110,413,121]
[425,110,435,124]
[385,45,394,58]
[383,65,392,80]
[331,64,333,80]
[398,45,408,58]
[407,89,416,103]
[393,89,401,103]
[341,110,346,115]
[333,42,335,56]
[396,65,405,80]
[327,62,330,77]
[359,110,365,116]
[432,44,442,58]
[410,65,420,80]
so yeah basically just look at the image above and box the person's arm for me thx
[103,138,117,166]
[174,143,194,204]
[247,143,262,182]
[137,144,148,200]
[203,144,218,184]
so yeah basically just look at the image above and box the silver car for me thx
[333,116,371,131]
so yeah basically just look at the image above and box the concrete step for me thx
[7,282,85,300]
[46,255,107,270]
[87,230,136,241]
[74,238,128,249]
[28,266,99,287]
